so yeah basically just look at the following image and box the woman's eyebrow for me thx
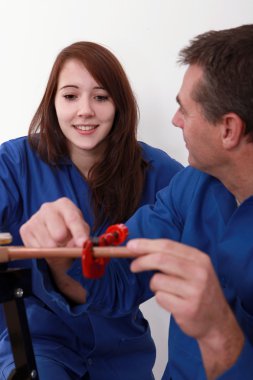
[58,85,106,90]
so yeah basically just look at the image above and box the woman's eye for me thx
[95,95,109,102]
[63,94,77,101]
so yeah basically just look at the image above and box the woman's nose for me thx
[77,98,95,117]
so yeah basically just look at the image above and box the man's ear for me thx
[220,113,245,150]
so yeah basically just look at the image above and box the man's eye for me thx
[179,107,185,116]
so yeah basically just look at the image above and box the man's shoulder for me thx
[173,166,215,186]
[163,166,219,205]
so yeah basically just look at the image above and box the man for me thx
[20,25,253,379]
[126,24,253,378]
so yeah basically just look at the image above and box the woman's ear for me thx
[220,113,245,150]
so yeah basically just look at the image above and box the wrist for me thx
[48,261,86,304]
[198,310,244,379]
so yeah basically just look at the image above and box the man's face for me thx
[172,64,222,174]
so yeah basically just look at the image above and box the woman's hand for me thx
[20,197,90,304]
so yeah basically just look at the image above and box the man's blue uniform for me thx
[0,136,183,380]
[78,167,253,379]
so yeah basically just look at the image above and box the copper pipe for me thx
[0,246,135,263]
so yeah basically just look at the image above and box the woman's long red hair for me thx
[28,42,147,230]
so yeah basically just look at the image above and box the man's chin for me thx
[188,158,200,170]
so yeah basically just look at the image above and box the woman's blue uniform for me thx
[0,136,183,380]
[80,167,253,379]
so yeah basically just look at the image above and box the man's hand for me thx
[128,238,244,380]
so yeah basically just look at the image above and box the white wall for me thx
[1,0,253,378]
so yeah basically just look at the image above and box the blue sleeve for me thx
[0,140,24,233]
[125,166,200,242]
[126,179,183,241]
[217,338,253,379]
[67,258,153,316]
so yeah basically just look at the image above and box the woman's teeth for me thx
[75,125,97,131]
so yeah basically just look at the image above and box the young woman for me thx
[0,41,183,380]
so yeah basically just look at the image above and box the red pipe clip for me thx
[82,224,128,279]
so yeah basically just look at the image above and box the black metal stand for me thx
[0,267,39,380]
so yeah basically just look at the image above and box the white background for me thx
[1,1,253,378]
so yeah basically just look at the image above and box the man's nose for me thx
[172,110,184,129]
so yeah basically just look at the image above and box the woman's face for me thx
[54,58,116,160]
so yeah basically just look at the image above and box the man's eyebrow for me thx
[175,95,188,116]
